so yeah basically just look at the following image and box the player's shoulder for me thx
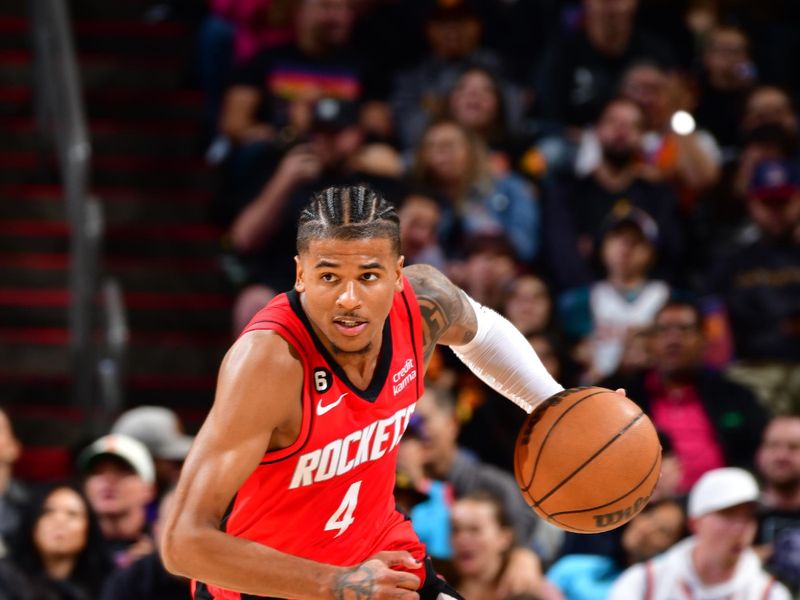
[403,263,453,299]
[224,329,302,379]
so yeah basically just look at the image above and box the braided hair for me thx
[297,184,401,255]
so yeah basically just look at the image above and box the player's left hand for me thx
[336,552,421,599]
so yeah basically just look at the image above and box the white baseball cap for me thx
[688,467,760,518]
[111,406,193,461]
[78,433,155,485]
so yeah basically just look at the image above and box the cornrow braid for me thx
[296,184,401,255]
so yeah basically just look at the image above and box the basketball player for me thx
[161,185,565,599]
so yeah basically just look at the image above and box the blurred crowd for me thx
[3,0,800,598]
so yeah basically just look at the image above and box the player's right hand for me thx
[333,552,421,599]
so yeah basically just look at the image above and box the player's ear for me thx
[394,255,405,293]
[294,255,306,292]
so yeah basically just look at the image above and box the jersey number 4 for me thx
[324,480,361,537]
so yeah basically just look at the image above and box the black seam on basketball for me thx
[531,412,646,507]
[520,388,608,493]
[545,514,601,533]
[545,446,661,518]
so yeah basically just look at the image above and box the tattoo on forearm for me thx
[334,565,377,600]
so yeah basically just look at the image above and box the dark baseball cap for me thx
[311,97,359,132]
[748,159,800,201]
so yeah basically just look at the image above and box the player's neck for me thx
[336,353,381,390]
[300,296,385,390]
[319,331,383,391]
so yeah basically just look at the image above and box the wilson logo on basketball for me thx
[592,496,650,528]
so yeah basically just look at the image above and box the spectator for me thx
[0,407,26,558]
[609,467,791,599]
[397,190,447,271]
[395,427,453,561]
[78,434,156,569]
[412,118,541,263]
[694,24,757,151]
[100,488,190,600]
[197,0,298,141]
[558,206,671,382]
[543,98,683,289]
[111,405,194,498]
[618,61,721,203]
[227,97,403,332]
[502,273,555,338]
[415,384,563,563]
[756,415,800,592]
[548,498,687,600]
[740,85,800,144]
[8,483,113,600]
[650,431,684,504]
[732,123,799,203]
[710,159,800,414]
[714,86,799,232]
[219,0,365,147]
[209,0,296,64]
[214,0,394,222]
[603,301,768,493]
[391,3,512,149]
[535,0,675,130]
[443,65,531,177]
[450,233,520,312]
[526,333,582,392]
[450,490,547,600]
[697,123,798,277]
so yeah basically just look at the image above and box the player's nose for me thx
[336,281,361,310]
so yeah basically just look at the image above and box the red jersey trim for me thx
[398,285,423,398]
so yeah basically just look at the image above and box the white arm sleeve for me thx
[450,296,563,413]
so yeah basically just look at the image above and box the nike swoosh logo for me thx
[317,393,347,416]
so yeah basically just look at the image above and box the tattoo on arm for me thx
[334,564,377,600]
[417,296,451,366]
[405,264,477,365]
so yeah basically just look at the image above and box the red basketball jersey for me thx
[196,280,427,599]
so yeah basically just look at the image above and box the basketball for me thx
[514,386,662,533]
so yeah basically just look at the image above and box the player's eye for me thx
[321,273,338,282]
[362,272,379,281]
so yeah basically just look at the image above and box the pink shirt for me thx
[646,371,726,493]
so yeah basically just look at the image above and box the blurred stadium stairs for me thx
[0,0,231,478]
